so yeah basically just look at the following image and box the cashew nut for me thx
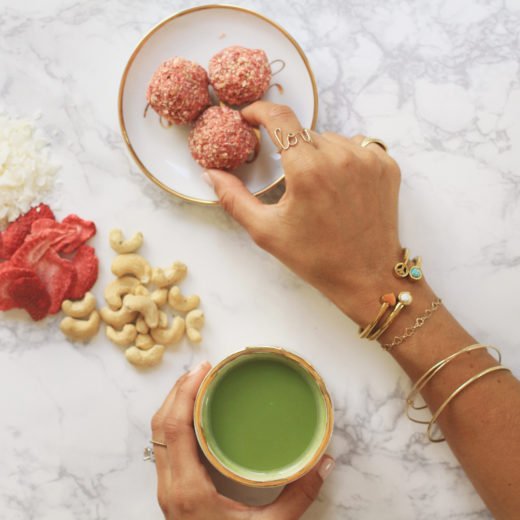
[123,294,159,328]
[151,262,187,288]
[111,254,151,284]
[168,286,200,312]
[151,316,185,346]
[109,229,144,254]
[135,316,149,335]
[61,292,97,318]
[133,284,150,297]
[125,344,165,367]
[104,276,140,310]
[99,306,138,329]
[186,309,204,344]
[135,333,154,350]
[106,324,137,347]
[158,310,168,329]
[151,288,168,307]
[60,310,100,341]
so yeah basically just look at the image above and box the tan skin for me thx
[152,101,520,519]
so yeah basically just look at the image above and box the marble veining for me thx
[1,0,519,518]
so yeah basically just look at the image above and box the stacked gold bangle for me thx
[359,291,413,340]
[406,343,511,442]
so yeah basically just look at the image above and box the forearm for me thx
[331,278,520,519]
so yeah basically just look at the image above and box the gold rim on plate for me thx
[118,4,319,206]
[193,346,334,487]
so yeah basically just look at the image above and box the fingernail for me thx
[318,456,335,481]
[188,361,208,376]
[202,171,214,188]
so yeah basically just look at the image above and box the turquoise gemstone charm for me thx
[409,266,423,280]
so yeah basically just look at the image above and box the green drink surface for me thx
[205,357,322,472]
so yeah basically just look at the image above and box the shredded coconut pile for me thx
[0,113,59,228]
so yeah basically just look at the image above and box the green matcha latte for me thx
[194,347,333,486]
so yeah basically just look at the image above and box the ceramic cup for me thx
[194,346,334,488]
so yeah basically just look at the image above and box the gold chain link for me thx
[383,298,442,351]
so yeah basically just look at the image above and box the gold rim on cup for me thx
[193,346,334,487]
[118,4,319,205]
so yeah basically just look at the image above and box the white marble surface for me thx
[1,1,519,518]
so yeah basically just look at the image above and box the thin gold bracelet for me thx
[405,344,501,424]
[427,365,511,442]
[383,298,442,351]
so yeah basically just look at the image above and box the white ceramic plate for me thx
[118,5,318,205]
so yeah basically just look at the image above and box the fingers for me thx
[165,362,211,480]
[241,102,322,169]
[205,169,274,247]
[262,455,335,519]
[242,101,303,140]
[151,376,187,489]
[152,362,212,488]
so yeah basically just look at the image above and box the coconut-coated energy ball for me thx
[209,46,271,106]
[146,57,210,125]
[189,106,258,170]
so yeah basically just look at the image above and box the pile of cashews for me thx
[59,229,204,368]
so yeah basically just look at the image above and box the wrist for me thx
[325,272,437,338]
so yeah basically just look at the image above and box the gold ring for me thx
[274,127,313,152]
[151,440,167,447]
[360,136,387,152]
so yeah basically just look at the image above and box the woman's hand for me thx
[151,362,335,520]
[205,102,402,325]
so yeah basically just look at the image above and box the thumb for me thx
[263,455,335,519]
[204,169,267,233]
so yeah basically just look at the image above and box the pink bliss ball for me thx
[146,57,210,125]
[209,46,271,106]
[189,106,257,170]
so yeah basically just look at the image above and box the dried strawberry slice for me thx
[0,267,36,311]
[11,235,53,269]
[8,273,51,320]
[31,248,75,314]
[0,204,55,259]
[0,261,12,273]
[30,218,59,234]
[29,220,81,253]
[61,215,96,252]
[66,245,99,300]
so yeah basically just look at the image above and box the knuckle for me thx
[163,419,188,443]
[268,103,295,120]
[151,412,164,433]
[362,150,381,171]
[294,153,322,175]
[336,149,355,169]
[172,489,198,515]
